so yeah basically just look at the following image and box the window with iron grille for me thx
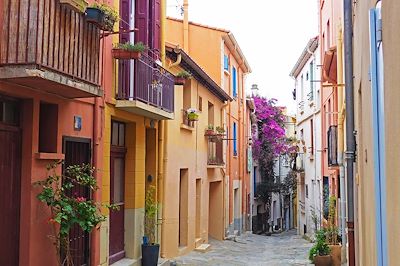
[328,125,338,166]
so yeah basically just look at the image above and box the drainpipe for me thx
[183,0,189,52]
[159,0,167,256]
[336,24,347,263]
[344,0,355,265]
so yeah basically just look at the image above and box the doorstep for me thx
[194,243,211,253]
[110,258,139,266]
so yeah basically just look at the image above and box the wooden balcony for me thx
[0,0,102,98]
[207,138,224,167]
[115,53,175,120]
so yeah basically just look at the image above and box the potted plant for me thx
[112,42,147,60]
[205,124,215,136]
[35,161,116,266]
[187,108,199,121]
[175,71,191,85]
[309,230,332,266]
[215,126,225,135]
[142,186,159,266]
[325,196,341,266]
[86,3,119,31]
[59,0,88,13]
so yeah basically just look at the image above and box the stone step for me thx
[194,243,211,253]
[194,238,203,248]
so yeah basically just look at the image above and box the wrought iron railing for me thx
[207,138,224,166]
[307,91,314,101]
[116,53,174,113]
[298,101,305,112]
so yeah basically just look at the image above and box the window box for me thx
[175,77,186,85]
[205,129,216,136]
[60,0,88,13]
[112,49,141,60]
[85,7,106,28]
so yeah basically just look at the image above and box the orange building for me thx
[165,3,251,242]
[0,0,104,265]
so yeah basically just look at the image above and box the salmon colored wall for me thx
[0,81,98,266]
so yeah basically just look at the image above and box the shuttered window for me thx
[224,55,229,71]
[232,66,237,97]
[233,122,237,156]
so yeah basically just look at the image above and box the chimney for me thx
[183,0,189,52]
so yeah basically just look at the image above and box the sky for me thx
[167,0,319,114]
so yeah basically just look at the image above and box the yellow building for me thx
[99,0,174,265]
[165,1,251,254]
[160,45,231,258]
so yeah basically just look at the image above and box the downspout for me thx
[183,0,189,52]
[159,0,167,257]
[344,0,355,265]
[336,24,347,262]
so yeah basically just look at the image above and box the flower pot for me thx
[314,255,332,266]
[205,129,215,136]
[59,0,88,13]
[175,77,186,85]
[142,243,159,266]
[85,7,105,29]
[187,113,199,121]
[328,245,341,266]
[112,48,141,60]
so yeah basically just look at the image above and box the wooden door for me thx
[63,138,91,266]
[109,120,126,264]
[109,148,126,263]
[0,122,21,266]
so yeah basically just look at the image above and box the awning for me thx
[322,47,337,84]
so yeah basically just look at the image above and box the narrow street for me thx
[172,230,312,266]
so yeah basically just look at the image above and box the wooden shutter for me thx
[152,0,161,51]
[135,0,149,45]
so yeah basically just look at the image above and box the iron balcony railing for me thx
[207,138,224,166]
[298,101,305,112]
[117,52,174,113]
[307,91,314,101]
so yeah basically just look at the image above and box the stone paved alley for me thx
[172,230,313,266]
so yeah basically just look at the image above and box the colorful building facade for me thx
[165,12,251,240]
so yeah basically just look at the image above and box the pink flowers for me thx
[76,197,86,203]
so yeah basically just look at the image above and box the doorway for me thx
[208,181,223,240]
[63,137,91,266]
[109,121,127,264]
[179,169,188,247]
[195,179,201,239]
[0,97,21,266]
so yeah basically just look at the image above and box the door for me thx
[0,97,21,266]
[109,121,126,264]
[118,0,131,99]
[63,138,91,266]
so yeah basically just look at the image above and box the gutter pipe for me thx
[344,0,355,265]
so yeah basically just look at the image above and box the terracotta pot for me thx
[328,245,341,266]
[314,255,332,266]
[175,77,186,85]
[204,129,215,136]
[111,49,141,60]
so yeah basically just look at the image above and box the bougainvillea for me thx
[252,96,297,214]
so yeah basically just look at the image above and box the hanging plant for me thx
[59,0,88,13]
[86,3,119,31]
[112,42,147,60]
[34,161,117,266]
[175,71,191,85]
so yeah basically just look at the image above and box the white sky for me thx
[167,0,319,114]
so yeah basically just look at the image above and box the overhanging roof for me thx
[289,36,319,78]
[166,45,232,102]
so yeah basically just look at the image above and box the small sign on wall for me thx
[74,116,82,131]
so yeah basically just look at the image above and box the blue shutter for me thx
[224,55,229,71]
[232,67,237,97]
[233,122,237,156]
[369,3,387,265]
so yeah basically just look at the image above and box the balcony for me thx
[0,0,102,98]
[328,125,338,166]
[298,101,305,114]
[115,53,174,120]
[207,138,224,167]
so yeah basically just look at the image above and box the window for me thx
[232,66,237,97]
[310,60,314,92]
[39,102,58,153]
[306,184,309,198]
[300,74,304,100]
[0,96,19,126]
[310,119,314,156]
[233,122,237,156]
[111,120,126,147]
[198,96,203,112]
[223,55,229,71]
[208,102,214,125]
[328,125,338,166]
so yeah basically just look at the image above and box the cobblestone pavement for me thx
[172,230,313,266]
